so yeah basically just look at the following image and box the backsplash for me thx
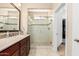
[0,32,19,39]
[0,33,7,39]
[9,32,19,37]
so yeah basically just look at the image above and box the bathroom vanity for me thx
[0,3,30,56]
[0,35,30,56]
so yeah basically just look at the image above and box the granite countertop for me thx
[0,34,30,52]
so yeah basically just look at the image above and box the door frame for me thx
[53,3,68,56]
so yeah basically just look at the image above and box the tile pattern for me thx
[29,45,59,56]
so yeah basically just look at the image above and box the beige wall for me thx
[24,3,53,9]
[66,4,72,56]
[0,3,13,8]
[21,3,28,34]
[52,3,60,10]
[13,3,21,10]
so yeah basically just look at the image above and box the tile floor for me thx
[58,44,65,56]
[29,45,59,56]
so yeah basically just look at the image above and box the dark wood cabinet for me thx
[20,37,27,56]
[12,50,19,56]
[26,36,30,55]
[0,35,30,56]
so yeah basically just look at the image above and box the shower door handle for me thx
[74,39,79,42]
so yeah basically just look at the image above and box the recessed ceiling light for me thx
[28,9,51,12]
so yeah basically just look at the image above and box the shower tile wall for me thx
[28,16,52,46]
[30,25,50,46]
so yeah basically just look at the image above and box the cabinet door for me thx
[12,50,19,56]
[20,38,27,56]
[26,36,30,55]
[20,36,30,56]
[20,45,26,56]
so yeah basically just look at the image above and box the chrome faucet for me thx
[6,31,9,37]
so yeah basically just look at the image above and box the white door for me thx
[55,4,65,47]
[72,4,79,56]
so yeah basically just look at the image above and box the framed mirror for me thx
[0,3,21,32]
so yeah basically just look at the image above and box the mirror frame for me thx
[0,3,21,32]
